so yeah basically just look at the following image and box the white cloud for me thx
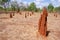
[11,0,15,1]
[50,0,55,2]
[36,0,40,1]
[34,1,49,8]
[58,0,60,2]
[17,0,22,2]
[12,0,60,8]
[33,0,49,8]
[38,2,49,8]
[36,5,42,8]
[23,1,27,4]
[35,0,44,2]
[33,1,40,5]
[28,2,32,5]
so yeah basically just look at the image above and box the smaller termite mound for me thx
[27,12,29,16]
[54,13,57,17]
[25,13,27,18]
[13,13,15,16]
[19,12,22,15]
[30,13,32,16]
[54,14,55,16]
[31,11,34,15]
[17,9,20,14]
[10,13,13,18]
[56,14,57,17]
[29,12,33,16]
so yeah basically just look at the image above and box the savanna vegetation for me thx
[0,0,60,13]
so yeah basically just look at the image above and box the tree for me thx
[28,2,37,12]
[0,6,3,11]
[53,6,60,13]
[0,0,10,10]
[0,0,10,4]
[36,8,42,12]
[19,2,28,11]
[48,3,54,13]
[11,1,19,11]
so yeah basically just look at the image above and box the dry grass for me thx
[0,12,60,40]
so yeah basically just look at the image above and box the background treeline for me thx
[0,0,60,13]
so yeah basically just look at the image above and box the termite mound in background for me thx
[25,13,27,18]
[13,11,15,16]
[10,13,13,18]
[54,13,57,17]
[19,11,22,15]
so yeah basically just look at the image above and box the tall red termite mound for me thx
[38,7,48,37]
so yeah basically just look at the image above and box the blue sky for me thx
[11,0,60,8]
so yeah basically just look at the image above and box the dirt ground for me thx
[0,12,60,40]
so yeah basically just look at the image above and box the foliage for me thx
[0,0,10,4]
[53,6,60,13]
[0,1,60,13]
[11,1,19,11]
[0,6,3,10]
[0,0,10,11]
[28,2,37,12]
[48,3,54,13]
